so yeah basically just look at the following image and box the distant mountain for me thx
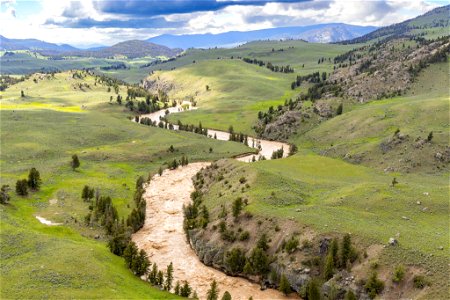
[58,40,182,59]
[147,23,377,49]
[0,35,78,52]
[342,5,450,44]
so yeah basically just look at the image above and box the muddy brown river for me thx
[132,104,292,299]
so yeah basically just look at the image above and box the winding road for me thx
[132,103,292,299]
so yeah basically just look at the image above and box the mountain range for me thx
[0,23,376,57]
[147,23,377,49]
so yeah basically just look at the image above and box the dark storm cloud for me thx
[93,0,309,16]
[45,16,185,29]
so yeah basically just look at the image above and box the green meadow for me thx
[0,71,251,298]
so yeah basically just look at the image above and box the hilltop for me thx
[343,5,450,44]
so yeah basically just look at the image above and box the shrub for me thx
[239,176,247,184]
[284,236,299,253]
[239,231,250,241]
[413,275,429,289]
[232,197,243,219]
[364,272,384,299]
[344,290,356,300]
[257,233,269,251]
[392,264,405,283]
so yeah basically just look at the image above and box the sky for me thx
[0,0,447,48]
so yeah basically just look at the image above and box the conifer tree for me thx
[279,274,291,295]
[15,179,28,196]
[71,154,80,170]
[207,280,219,300]
[27,168,42,190]
[164,262,174,291]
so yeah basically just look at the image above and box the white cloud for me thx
[0,0,443,47]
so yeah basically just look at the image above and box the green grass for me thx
[0,71,251,298]
[195,61,449,298]
[161,59,297,134]
[290,61,450,173]
[1,201,179,299]
[145,40,358,75]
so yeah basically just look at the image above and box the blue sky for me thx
[0,0,446,48]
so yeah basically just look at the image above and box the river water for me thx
[132,104,293,299]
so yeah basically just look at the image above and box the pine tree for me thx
[341,233,352,268]
[232,197,243,219]
[221,291,232,300]
[279,274,291,295]
[132,249,150,276]
[148,263,158,285]
[174,281,181,295]
[15,179,28,196]
[257,233,269,251]
[324,252,335,280]
[71,154,80,170]
[0,185,11,204]
[307,279,321,300]
[180,281,192,297]
[164,262,174,291]
[336,103,343,115]
[207,280,219,300]
[427,131,433,142]
[330,238,339,267]
[123,242,138,269]
[27,168,42,190]
[158,166,163,176]
[82,185,90,201]
[157,270,164,286]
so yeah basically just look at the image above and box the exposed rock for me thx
[313,101,333,118]
[388,237,398,246]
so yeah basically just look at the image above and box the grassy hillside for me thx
[158,59,296,134]
[191,59,449,298]
[145,40,357,75]
[142,41,357,134]
[343,5,449,43]
[0,71,251,298]
[290,61,450,173]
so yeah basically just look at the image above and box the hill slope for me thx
[343,5,450,43]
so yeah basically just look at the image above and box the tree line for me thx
[242,57,294,73]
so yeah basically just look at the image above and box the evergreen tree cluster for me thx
[15,167,42,197]
[178,120,208,136]
[290,72,323,90]
[242,57,294,73]
[223,234,271,277]
[271,147,284,159]
[184,174,210,231]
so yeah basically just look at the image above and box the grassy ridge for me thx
[0,71,251,298]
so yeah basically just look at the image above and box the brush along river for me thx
[132,104,292,299]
